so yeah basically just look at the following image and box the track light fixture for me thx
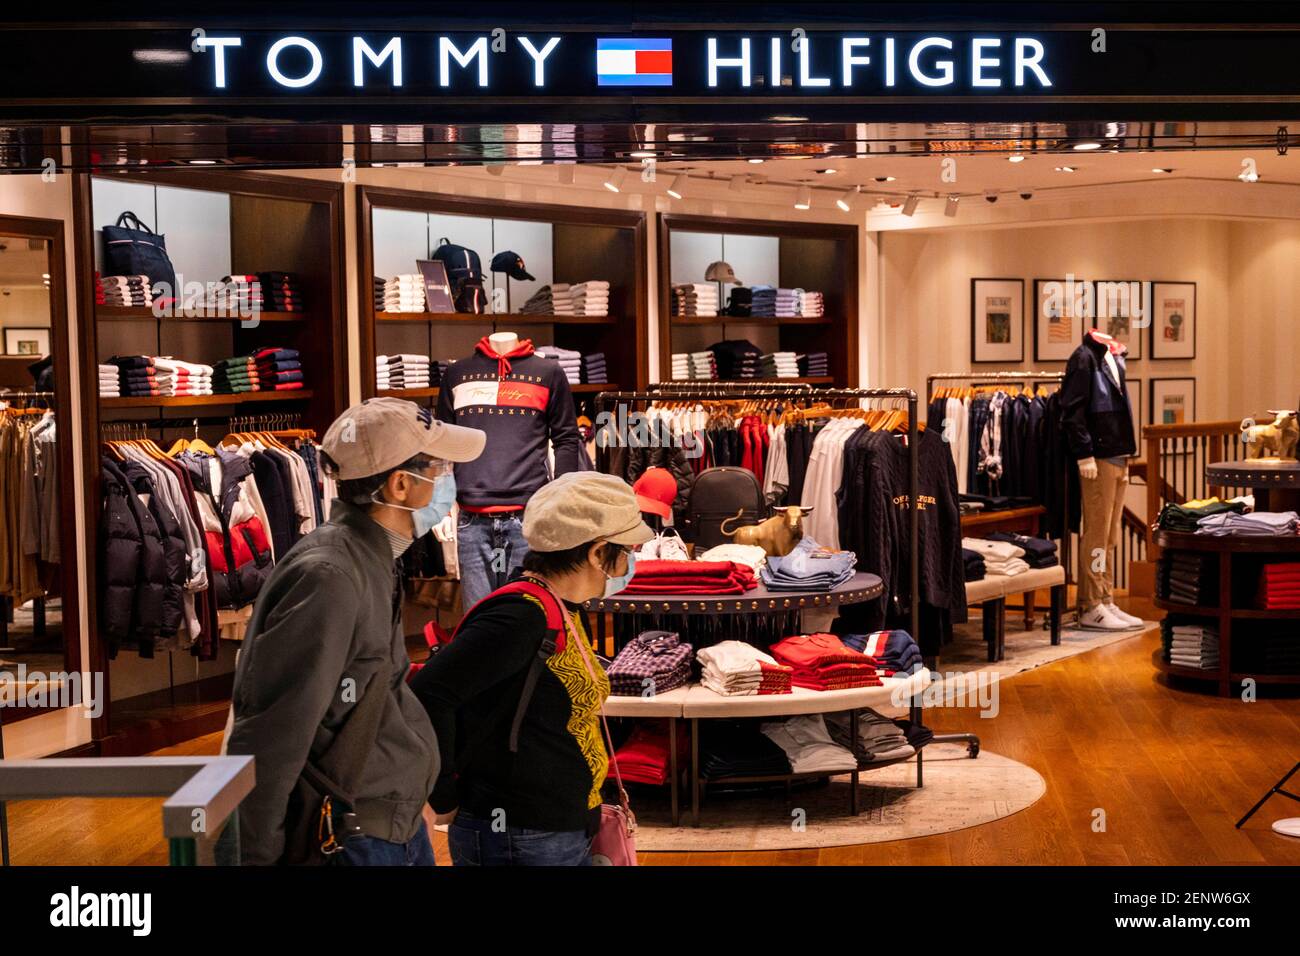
[794,185,812,210]
[835,186,858,212]
[945,194,959,217]
[603,166,627,192]
[667,174,687,199]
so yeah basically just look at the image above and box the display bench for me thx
[657,213,858,388]
[72,169,348,751]
[356,187,649,409]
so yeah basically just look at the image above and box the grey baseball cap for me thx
[321,397,485,480]
[704,260,741,284]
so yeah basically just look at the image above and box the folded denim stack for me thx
[534,346,582,385]
[671,283,718,317]
[1197,510,1300,536]
[760,351,800,379]
[570,280,610,317]
[699,720,793,778]
[1157,553,1217,606]
[759,537,856,592]
[824,709,916,763]
[962,537,1029,576]
[749,285,777,318]
[696,640,793,696]
[212,355,259,394]
[986,531,1059,568]
[98,363,120,397]
[839,629,924,676]
[1162,620,1220,670]
[670,352,691,380]
[770,633,883,690]
[798,352,829,377]
[581,351,607,384]
[761,714,859,772]
[254,347,303,391]
[101,275,152,307]
[256,271,305,312]
[774,287,802,318]
[606,630,693,697]
[521,284,574,315]
[962,548,986,581]
[377,353,431,391]
[153,357,214,396]
[1157,497,1247,532]
[709,339,763,379]
[689,350,718,380]
[107,355,160,397]
[1257,562,1300,609]
[610,721,692,786]
[800,291,825,318]
[380,275,426,313]
[622,559,757,595]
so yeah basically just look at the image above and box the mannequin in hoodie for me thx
[1061,329,1144,631]
[437,329,580,611]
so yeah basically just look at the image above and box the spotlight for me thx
[1008,154,1025,163]
[603,166,627,192]
[1073,142,1103,151]
[748,158,765,164]
[557,165,576,185]
[1020,191,1033,200]
[874,176,896,182]
[1054,165,1077,173]
[794,185,812,210]
[945,194,959,217]
[901,193,921,216]
[835,187,858,212]
[667,174,687,199]
[818,168,838,175]
[1151,168,1174,174]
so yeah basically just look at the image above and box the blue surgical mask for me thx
[603,548,636,597]
[374,471,457,539]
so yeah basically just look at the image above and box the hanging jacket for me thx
[120,460,188,646]
[1060,330,1137,461]
[99,456,166,656]
[180,449,275,609]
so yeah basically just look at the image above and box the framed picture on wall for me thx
[1151,377,1196,426]
[1093,279,1147,360]
[970,278,1024,363]
[3,327,50,356]
[1127,377,1143,449]
[1150,281,1196,360]
[1033,278,1092,362]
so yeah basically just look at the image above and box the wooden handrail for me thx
[1142,420,1242,440]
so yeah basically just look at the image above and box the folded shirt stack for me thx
[209,274,263,315]
[760,351,800,379]
[380,275,426,313]
[699,720,793,778]
[759,536,856,592]
[101,274,153,307]
[1157,497,1248,532]
[698,543,767,575]
[726,286,752,317]
[98,362,120,397]
[372,276,386,313]
[671,283,719,317]
[581,352,607,384]
[610,721,691,786]
[823,709,916,763]
[774,287,802,318]
[1157,553,1217,606]
[153,357,214,396]
[534,346,582,385]
[377,353,431,390]
[962,537,1029,576]
[798,352,829,377]
[761,714,859,773]
[622,559,757,595]
[709,339,763,380]
[606,630,693,697]
[256,271,305,313]
[689,350,718,380]
[1197,510,1300,537]
[749,285,777,318]
[570,280,610,317]
[521,283,575,315]
[1257,562,1300,609]
[107,355,160,397]
[670,352,691,380]
[254,347,303,391]
[770,633,883,690]
[1162,620,1220,670]
[213,355,260,394]
[839,629,924,676]
[962,547,987,581]
[94,271,106,306]
[986,531,1059,569]
[696,640,793,696]
[800,291,825,318]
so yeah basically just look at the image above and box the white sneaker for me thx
[658,533,689,562]
[1103,601,1145,628]
[1078,604,1133,631]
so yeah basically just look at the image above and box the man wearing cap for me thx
[226,398,485,866]
[410,472,653,866]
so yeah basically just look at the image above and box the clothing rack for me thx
[598,383,981,787]
[1,395,55,652]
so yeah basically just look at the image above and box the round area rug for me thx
[632,743,1045,851]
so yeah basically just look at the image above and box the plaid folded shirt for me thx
[607,630,693,684]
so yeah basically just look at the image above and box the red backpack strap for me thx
[451,579,567,650]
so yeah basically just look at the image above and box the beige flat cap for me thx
[523,472,655,552]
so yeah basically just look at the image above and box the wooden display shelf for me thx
[376,382,615,400]
[375,310,617,325]
[1153,529,1300,553]
[667,376,834,386]
[668,315,833,326]
[97,305,307,323]
[101,390,314,409]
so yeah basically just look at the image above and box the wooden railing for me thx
[1118,507,1147,590]
[1143,419,1254,558]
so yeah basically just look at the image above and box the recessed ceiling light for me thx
[794,185,812,210]
[666,174,687,199]
[748,158,765,164]
[1073,142,1103,151]
[1152,167,1174,174]
[874,176,896,182]
[1008,154,1025,163]
[188,159,218,165]
[629,150,657,158]
[1054,165,1077,173]
[603,166,627,192]
[818,168,838,175]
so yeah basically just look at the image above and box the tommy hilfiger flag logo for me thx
[596,38,673,86]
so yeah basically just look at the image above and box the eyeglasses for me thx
[412,458,454,478]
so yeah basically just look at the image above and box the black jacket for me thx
[1060,332,1137,461]
[99,456,166,656]
[120,460,188,645]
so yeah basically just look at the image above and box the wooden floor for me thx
[7,603,1300,866]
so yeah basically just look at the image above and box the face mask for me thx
[373,471,457,539]
[602,548,636,597]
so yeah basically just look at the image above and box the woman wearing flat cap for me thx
[410,471,653,866]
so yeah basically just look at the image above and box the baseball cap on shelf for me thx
[321,397,485,480]
[523,472,655,552]
[633,467,678,519]
[704,260,741,284]
[490,250,536,282]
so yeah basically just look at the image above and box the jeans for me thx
[457,511,527,612]
[447,811,592,866]
[339,820,436,867]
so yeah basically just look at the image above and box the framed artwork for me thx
[1151,377,1196,426]
[1093,279,1147,360]
[1034,278,1093,362]
[1127,377,1143,448]
[1149,281,1196,360]
[3,327,50,356]
[970,278,1024,363]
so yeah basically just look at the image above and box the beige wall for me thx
[1226,219,1300,417]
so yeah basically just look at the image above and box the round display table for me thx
[1206,459,1300,514]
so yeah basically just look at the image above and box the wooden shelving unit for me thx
[100,390,315,409]
[97,306,307,323]
[375,310,617,326]
[375,383,613,401]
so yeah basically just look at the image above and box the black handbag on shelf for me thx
[101,211,176,295]
[685,466,768,549]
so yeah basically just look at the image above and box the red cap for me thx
[633,467,677,519]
